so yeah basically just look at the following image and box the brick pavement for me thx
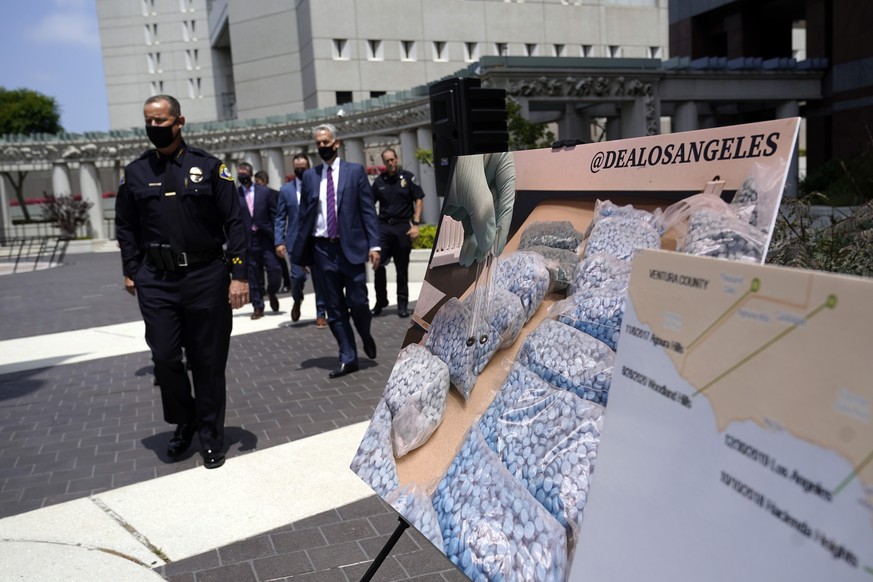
[0,252,460,581]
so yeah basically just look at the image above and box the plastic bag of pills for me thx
[518,220,583,253]
[516,318,615,406]
[463,286,526,350]
[425,297,500,400]
[551,286,626,350]
[568,251,632,296]
[350,399,400,497]
[583,215,661,262]
[583,199,664,238]
[524,245,580,292]
[730,176,759,227]
[383,344,451,457]
[433,424,568,582]
[680,207,767,263]
[479,363,605,544]
[495,251,551,321]
[386,483,445,553]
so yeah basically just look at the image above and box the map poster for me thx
[572,249,873,581]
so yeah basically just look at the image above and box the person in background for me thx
[370,148,424,318]
[255,170,291,294]
[275,153,328,328]
[238,162,282,319]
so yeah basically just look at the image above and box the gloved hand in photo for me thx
[443,152,516,266]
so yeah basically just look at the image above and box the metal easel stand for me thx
[359,516,410,581]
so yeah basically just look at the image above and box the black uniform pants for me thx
[374,221,412,308]
[135,259,231,451]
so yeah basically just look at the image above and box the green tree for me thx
[0,88,63,221]
[507,97,555,151]
[0,87,63,136]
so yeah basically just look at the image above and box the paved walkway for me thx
[0,251,461,581]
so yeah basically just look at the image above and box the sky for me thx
[0,0,110,134]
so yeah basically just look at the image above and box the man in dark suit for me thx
[292,124,381,378]
[255,170,291,293]
[238,161,282,319]
[275,153,328,328]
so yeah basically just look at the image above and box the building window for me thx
[141,0,154,16]
[367,39,383,61]
[336,91,353,105]
[150,80,163,95]
[432,41,447,62]
[332,38,349,60]
[144,24,152,45]
[400,40,416,61]
[370,91,386,99]
[197,77,202,98]
[609,45,622,58]
[553,44,565,57]
[182,20,196,42]
[179,0,194,12]
[649,46,662,59]
[525,43,538,57]
[464,42,479,62]
[147,53,155,74]
[495,42,509,57]
[581,44,592,57]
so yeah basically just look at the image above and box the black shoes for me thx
[167,424,196,458]
[291,300,301,322]
[202,448,225,469]
[362,335,377,359]
[269,294,280,312]
[371,300,389,316]
[397,306,410,318]
[329,361,359,378]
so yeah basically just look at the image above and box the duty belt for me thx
[147,243,224,272]
[380,217,409,225]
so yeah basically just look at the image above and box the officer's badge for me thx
[189,166,204,183]
[219,164,234,181]
[400,178,407,188]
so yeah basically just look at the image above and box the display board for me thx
[351,118,803,580]
[572,250,873,581]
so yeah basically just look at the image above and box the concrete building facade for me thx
[97,0,669,130]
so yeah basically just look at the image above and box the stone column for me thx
[242,151,262,171]
[0,174,7,238]
[79,161,105,239]
[399,131,418,175]
[261,147,285,189]
[672,101,699,134]
[620,97,647,139]
[558,104,591,143]
[52,162,72,196]
[343,138,366,166]
[776,100,800,198]
[416,127,440,225]
[605,116,622,141]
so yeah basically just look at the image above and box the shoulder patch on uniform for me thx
[219,164,234,181]
[119,175,125,186]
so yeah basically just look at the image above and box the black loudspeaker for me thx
[429,77,508,197]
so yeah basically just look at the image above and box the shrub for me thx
[413,223,437,250]
[41,194,93,239]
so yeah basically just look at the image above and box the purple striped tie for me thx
[326,166,338,238]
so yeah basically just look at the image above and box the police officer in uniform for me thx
[115,94,249,469]
[371,148,424,318]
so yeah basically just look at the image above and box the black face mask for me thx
[238,174,252,186]
[294,167,306,180]
[318,145,336,162]
[146,123,176,149]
